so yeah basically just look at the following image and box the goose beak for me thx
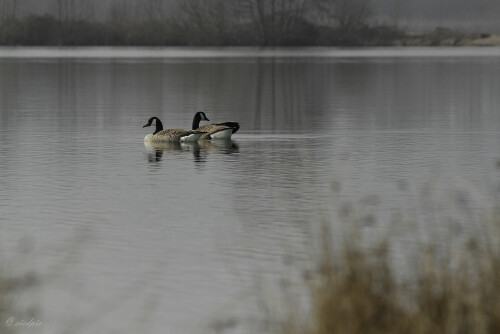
[204,116,210,121]
[143,124,150,128]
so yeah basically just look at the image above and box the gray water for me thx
[1,47,500,334]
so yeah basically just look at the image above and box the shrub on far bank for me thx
[316,24,404,46]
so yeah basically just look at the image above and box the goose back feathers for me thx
[192,111,240,140]
[143,116,205,142]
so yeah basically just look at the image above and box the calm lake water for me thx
[1,47,500,334]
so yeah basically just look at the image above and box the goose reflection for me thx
[144,141,201,164]
[198,140,239,154]
[144,140,239,166]
[146,147,164,164]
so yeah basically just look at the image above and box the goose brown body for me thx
[143,117,205,142]
[192,111,240,140]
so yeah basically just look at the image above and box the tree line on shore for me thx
[0,0,483,46]
[0,0,406,46]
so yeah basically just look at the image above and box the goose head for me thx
[192,111,210,130]
[143,116,164,135]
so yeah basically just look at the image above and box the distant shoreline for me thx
[0,36,498,47]
[394,29,500,47]
[0,15,498,47]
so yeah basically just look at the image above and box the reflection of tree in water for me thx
[144,140,239,167]
[251,58,331,133]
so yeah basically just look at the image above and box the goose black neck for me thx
[153,117,163,135]
[192,113,201,130]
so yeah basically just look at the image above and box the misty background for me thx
[2,0,500,32]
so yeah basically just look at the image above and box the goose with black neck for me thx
[143,116,206,142]
[192,111,240,140]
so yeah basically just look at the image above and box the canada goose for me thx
[143,116,205,142]
[192,111,240,140]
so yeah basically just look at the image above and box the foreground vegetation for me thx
[2,214,500,333]
[282,215,500,334]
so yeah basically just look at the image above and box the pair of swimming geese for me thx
[143,111,240,142]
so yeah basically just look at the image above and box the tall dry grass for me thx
[0,265,39,334]
[283,212,500,334]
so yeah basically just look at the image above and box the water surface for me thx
[1,47,499,334]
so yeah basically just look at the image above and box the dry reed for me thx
[284,213,500,334]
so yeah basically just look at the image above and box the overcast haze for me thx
[9,0,500,32]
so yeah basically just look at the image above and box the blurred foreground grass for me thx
[0,263,38,334]
[282,211,500,334]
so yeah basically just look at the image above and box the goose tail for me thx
[217,122,240,134]
[208,128,234,140]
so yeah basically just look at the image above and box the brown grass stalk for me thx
[284,214,500,334]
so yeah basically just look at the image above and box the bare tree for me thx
[177,0,235,44]
[54,0,94,22]
[316,0,372,31]
[108,0,131,22]
[138,0,168,21]
[53,0,95,44]
[1,0,17,20]
[392,0,400,29]
[238,0,308,45]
